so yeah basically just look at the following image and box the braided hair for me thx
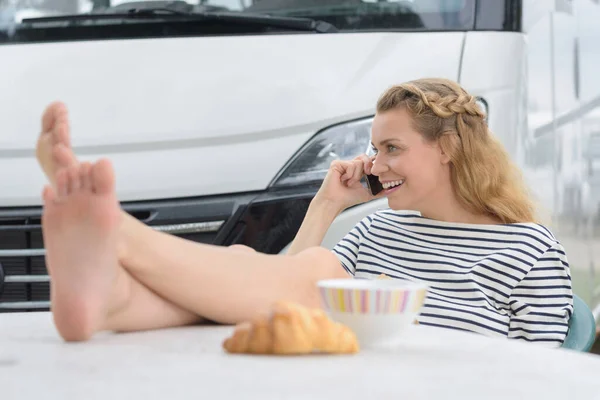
[376,78,537,224]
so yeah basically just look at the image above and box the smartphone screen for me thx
[365,174,383,196]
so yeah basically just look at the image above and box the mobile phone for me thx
[365,174,384,196]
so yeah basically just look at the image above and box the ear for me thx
[439,147,451,165]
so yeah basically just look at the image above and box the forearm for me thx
[286,198,344,256]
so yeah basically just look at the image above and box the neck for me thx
[417,182,500,226]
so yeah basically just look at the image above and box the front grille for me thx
[0,186,317,313]
[0,216,49,312]
[0,203,230,313]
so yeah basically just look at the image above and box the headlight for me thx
[270,117,373,188]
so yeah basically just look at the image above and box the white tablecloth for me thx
[1,312,599,399]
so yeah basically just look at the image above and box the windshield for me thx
[0,0,476,33]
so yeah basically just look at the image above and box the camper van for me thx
[1,0,600,337]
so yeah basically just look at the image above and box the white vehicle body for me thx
[1,0,600,334]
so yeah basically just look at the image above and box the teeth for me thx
[382,180,404,189]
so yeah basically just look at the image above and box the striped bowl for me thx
[317,278,428,348]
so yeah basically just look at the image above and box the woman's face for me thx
[370,108,451,211]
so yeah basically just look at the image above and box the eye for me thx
[387,145,397,153]
[369,145,378,155]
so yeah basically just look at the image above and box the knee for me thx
[228,244,256,253]
[286,247,348,309]
[293,247,348,281]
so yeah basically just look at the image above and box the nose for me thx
[370,155,388,176]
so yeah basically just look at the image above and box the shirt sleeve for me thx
[331,214,373,277]
[507,242,574,347]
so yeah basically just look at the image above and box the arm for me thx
[287,155,377,256]
[286,199,343,256]
[508,243,573,347]
[330,215,373,276]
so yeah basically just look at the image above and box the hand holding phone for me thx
[365,173,384,196]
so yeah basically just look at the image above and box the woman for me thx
[36,78,572,347]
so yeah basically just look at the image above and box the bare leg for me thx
[43,161,202,341]
[38,105,346,340]
[37,103,203,335]
[119,220,346,324]
[45,160,346,340]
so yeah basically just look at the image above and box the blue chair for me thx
[561,294,596,352]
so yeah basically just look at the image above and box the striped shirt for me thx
[332,209,573,347]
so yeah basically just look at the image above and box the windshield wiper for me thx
[20,3,338,33]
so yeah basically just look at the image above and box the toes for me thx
[91,159,115,195]
[41,101,68,134]
[80,162,92,190]
[54,118,71,148]
[52,143,77,169]
[55,169,69,199]
[42,185,57,204]
[67,165,81,193]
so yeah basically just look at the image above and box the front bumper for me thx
[0,184,321,312]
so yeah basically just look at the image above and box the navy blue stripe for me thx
[377,211,421,219]
[427,287,511,308]
[512,293,573,299]
[355,268,510,310]
[347,231,360,241]
[332,248,355,273]
[469,270,515,290]
[377,214,548,252]
[534,223,555,239]
[537,257,561,263]
[374,218,540,264]
[510,318,569,327]
[378,210,556,241]
[374,217,540,265]
[369,222,536,268]
[339,237,358,250]
[360,241,519,288]
[539,251,569,267]
[513,303,528,313]
[419,313,507,335]
[509,336,563,343]
[509,327,567,335]
[515,285,571,290]
[523,275,568,281]
[426,292,509,316]
[530,311,573,318]
[356,260,510,298]
[334,243,358,261]
[366,229,532,274]
[525,302,572,308]
[424,303,508,328]
[356,220,370,236]
[389,219,552,249]
[363,234,525,276]
[553,248,567,256]
[531,266,567,272]
[378,210,558,249]
[338,260,353,275]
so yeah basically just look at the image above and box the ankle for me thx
[101,267,134,329]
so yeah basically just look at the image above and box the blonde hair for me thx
[376,78,537,224]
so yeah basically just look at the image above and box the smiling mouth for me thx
[381,179,404,190]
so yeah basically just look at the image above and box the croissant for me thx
[222,301,360,355]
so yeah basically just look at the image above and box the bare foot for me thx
[42,159,122,341]
[36,102,78,187]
